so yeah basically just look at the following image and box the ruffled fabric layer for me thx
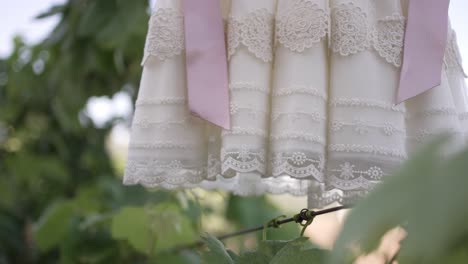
[124,0,468,208]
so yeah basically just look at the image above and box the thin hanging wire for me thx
[174,205,352,251]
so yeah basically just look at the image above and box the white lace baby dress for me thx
[124,0,468,208]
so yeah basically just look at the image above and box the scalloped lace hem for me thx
[123,171,374,208]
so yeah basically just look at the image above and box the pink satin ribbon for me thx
[182,0,230,129]
[397,0,450,103]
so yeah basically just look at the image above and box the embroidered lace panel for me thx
[276,0,328,52]
[142,8,184,64]
[330,3,370,56]
[372,14,406,67]
[227,9,274,62]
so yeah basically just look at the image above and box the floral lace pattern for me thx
[271,152,324,181]
[124,159,204,187]
[227,9,274,62]
[330,3,370,56]
[328,162,388,190]
[221,147,266,175]
[372,14,406,67]
[331,120,404,136]
[142,8,184,64]
[276,0,328,52]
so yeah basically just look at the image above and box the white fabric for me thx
[124,0,468,208]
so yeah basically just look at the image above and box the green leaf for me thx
[330,135,468,264]
[151,204,198,251]
[152,252,201,264]
[258,240,290,259]
[111,204,197,255]
[237,251,269,264]
[111,206,153,254]
[270,237,327,264]
[34,200,75,251]
[201,234,234,264]
[235,240,300,264]
[35,4,65,19]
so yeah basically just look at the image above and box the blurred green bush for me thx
[0,1,297,263]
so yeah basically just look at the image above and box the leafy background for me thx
[1,0,468,263]
[0,0,302,263]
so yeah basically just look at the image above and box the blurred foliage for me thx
[2,0,468,263]
[0,0,296,263]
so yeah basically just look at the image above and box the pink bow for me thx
[397,0,450,103]
[182,0,230,129]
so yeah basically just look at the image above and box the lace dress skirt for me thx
[124,0,468,208]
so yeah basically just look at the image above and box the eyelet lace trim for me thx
[329,144,407,158]
[328,162,388,190]
[271,152,324,181]
[406,108,458,118]
[129,142,196,150]
[372,14,406,67]
[331,120,404,136]
[229,103,267,116]
[142,8,184,64]
[132,118,190,129]
[272,111,325,122]
[276,0,328,52]
[222,127,267,137]
[135,97,186,106]
[124,159,205,186]
[221,147,266,174]
[227,9,274,62]
[273,86,327,100]
[331,98,406,112]
[229,82,269,93]
[270,132,326,144]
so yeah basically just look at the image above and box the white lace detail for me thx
[135,97,186,106]
[221,147,266,174]
[229,102,267,116]
[230,82,269,93]
[132,118,190,129]
[372,14,405,67]
[444,30,466,75]
[142,8,184,64]
[460,113,468,121]
[406,108,458,118]
[222,127,267,137]
[124,159,204,186]
[331,98,406,112]
[270,132,326,144]
[276,0,328,52]
[271,152,324,181]
[328,162,388,190]
[273,86,327,100]
[330,3,370,56]
[227,9,274,62]
[272,111,324,122]
[413,128,459,143]
[129,142,195,149]
[331,120,404,136]
[330,4,405,67]
[329,144,407,158]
